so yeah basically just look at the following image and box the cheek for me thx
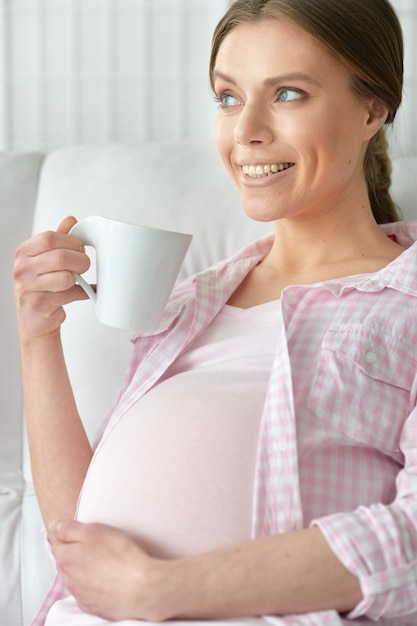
[215,115,230,149]
[297,121,348,172]
[215,119,236,175]
[215,117,226,156]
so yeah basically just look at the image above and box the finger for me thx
[32,248,90,284]
[23,285,89,318]
[14,249,90,298]
[57,215,78,234]
[49,520,85,544]
[17,230,85,259]
[50,283,90,303]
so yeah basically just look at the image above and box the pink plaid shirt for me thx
[33,221,417,626]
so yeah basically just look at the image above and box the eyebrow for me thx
[212,70,322,89]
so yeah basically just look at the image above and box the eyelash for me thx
[213,93,239,108]
[213,88,305,108]
[277,88,305,102]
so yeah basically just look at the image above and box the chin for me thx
[241,199,284,223]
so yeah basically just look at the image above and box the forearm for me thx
[163,527,362,620]
[21,330,93,528]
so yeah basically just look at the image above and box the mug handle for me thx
[70,219,98,305]
[73,272,97,303]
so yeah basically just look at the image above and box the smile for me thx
[242,163,294,178]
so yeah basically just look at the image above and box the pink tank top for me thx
[77,301,281,559]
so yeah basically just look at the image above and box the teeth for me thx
[242,163,293,178]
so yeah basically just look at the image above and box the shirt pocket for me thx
[308,325,415,454]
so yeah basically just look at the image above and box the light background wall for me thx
[0,0,228,151]
[390,0,417,157]
[0,0,415,155]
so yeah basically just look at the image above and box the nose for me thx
[233,100,274,146]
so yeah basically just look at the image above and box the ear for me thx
[363,99,389,141]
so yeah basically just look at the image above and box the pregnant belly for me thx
[77,369,263,559]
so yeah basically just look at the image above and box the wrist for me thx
[154,557,196,621]
[155,550,236,621]
[131,556,184,623]
[19,325,62,350]
[136,554,211,622]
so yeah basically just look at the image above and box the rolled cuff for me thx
[311,505,417,622]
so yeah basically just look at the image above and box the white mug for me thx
[69,215,192,331]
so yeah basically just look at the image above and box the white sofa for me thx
[1,142,417,626]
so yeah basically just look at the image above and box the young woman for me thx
[14,0,417,624]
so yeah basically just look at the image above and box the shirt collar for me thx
[350,220,417,297]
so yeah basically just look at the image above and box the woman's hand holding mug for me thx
[14,216,91,339]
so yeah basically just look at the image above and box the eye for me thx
[214,93,240,108]
[278,88,304,103]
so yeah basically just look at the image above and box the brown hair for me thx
[210,0,404,223]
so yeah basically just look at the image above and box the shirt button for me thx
[365,351,377,364]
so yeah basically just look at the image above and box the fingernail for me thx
[48,521,63,534]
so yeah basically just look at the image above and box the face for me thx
[213,19,386,224]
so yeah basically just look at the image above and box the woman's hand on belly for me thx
[48,520,174,622]
[48,519,362,622]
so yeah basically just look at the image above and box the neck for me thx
[266,201,387,275]
[227,201,404,309]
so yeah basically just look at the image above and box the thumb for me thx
[48,519,83,544]
[57,215,78,234]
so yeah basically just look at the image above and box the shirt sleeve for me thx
[311,404,417,622]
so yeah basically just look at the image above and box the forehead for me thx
[214,18,350,87]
